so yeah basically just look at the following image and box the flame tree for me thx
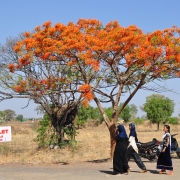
[0,19,180,155]
[0,37,83,142]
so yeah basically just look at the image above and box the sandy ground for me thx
[0,121,180,180]
[1,121,180,165]
[0,158,180,180]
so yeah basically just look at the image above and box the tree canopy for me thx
[16,114,24,121]
[3,109,16,121]
[104,104,137,123]
[0,19,180,152]
[142,94,175,130]
[1,20,180,120]
[119,104,131,123]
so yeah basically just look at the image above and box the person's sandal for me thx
[159,170,166,174]
[167,171,173,175]
[141,169,147,173]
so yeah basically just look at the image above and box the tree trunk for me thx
[157,123,160,131]
[51,102,78,144]
[108,123,117,160]
[58,128,65,144]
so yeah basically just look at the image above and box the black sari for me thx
[157,133,173,170]
[113,125,129,174]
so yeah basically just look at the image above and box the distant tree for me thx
[0,111,3,117]
[104,107,113,120]
[104,104,137,123]
[141,115,148,120]
[142,94,174,130]
[168,117,179,125]
[76,105,89,128]
[129,104,138,121]
[76,105,102,128]
[119,104,131,123]
[16,114,23,121]
[3,109,16,121]
[89,107,102,120]
[0,111,3,122]
[134,117,144,125]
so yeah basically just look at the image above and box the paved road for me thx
[0,158,179,180]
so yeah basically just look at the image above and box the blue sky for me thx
[0,0,180,118]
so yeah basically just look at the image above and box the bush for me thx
[134,117,144,125]
[16,114,23,121]
[35,114,79,151]
[75,118,86,129]
[34,114,58,148]
[168,117,179,125]
[85,119,101,127]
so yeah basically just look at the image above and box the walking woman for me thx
[113,124,129,175]
[157,124,173,175]
[126,123,147,173]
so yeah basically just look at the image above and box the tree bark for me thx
[107,122,117,160]
[50,102,78,144]
[157,123,160,131]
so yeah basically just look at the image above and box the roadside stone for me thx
[49,145,54,149]
[54,145,60,149]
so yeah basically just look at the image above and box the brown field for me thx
[0,121,180,165]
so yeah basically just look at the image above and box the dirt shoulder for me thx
[0,158,179,180]
[1,122,180,165]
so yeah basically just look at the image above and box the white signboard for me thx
[0,126,11,142]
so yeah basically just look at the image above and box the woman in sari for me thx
[157,125,173,175]
[113,124,129,175]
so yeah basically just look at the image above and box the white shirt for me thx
[128,136,138,153]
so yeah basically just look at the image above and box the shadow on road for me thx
[129,170,141,173]
[99,170,114,175]
[86,158,110,163]
[100,170,141,175]
[60,162,70,165]
[148,169,159,174]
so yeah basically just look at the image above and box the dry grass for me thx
[0,121,180,165]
